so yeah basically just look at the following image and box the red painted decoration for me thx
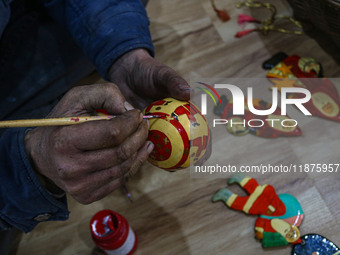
[144,98,209,170]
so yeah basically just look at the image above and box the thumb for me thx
[153,65,192,101]
[168,80,192,101]
[70,83,130,115]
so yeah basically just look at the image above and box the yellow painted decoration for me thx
[226,194,237,207]
[240,177,251,187]
[298,57,321,75]
[271,219,300,243]
[243,185,268,214]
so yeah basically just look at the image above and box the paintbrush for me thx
[0,114,164,202]
[0,115,165,128]
[0,115,164,202]
[121,182,133,203]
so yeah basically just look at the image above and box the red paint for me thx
[174,103,191,120]
[96,109,109,115]
[235,28,258,38]
[71,117,80,122]
[90,210,137,254]
[144,99,168,113]
[192,135,208,158]
[167,118,190,169]
[148,130,172,161]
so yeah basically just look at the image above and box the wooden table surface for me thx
[16,0,340,254]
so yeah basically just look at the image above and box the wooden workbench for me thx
[16,0,340,254]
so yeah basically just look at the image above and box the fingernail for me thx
[147,141,154,154]
[178,84,192,91]
[124,101,134,111]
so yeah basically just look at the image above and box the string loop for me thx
[235,0,303,36]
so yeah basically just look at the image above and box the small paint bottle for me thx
[90,209,137,255]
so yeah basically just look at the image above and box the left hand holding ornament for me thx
[108,48,191,110]
[108,49,212,170]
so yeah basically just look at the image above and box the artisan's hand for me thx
[109,49,211,165]
[108,49,191,109]
[24,84,153,204]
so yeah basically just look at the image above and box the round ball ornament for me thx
[144,98,209,171]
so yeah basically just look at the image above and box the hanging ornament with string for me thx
[234,0,303,38]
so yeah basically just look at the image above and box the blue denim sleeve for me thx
[42,0,155,79]
[0,0,11,38]
[0,128,68,233]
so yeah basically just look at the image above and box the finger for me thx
[72,178,121,204]
[114,82,151,110]
[152,64,191,101]
[54,83,128,116]
[50,121,148,182]
[71,141,153,204]
[89,140,153,182]
[77,120,149,171]
[163,74,191,101]
[78,83,128,114]
[124,140,154,179]
[86,141,153,203]
[129,58,191,102]
[67,109,143,150]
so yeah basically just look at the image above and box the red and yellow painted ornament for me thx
[144,98,209,171]
[266,53,340,122]
[213,173,304,248]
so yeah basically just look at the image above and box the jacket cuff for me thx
[0,128,69,233]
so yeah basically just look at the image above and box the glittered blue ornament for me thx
[292,234,339,255]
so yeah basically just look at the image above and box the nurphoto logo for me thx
[197,82,312,128]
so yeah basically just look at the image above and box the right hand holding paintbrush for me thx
[24,83,154,204]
